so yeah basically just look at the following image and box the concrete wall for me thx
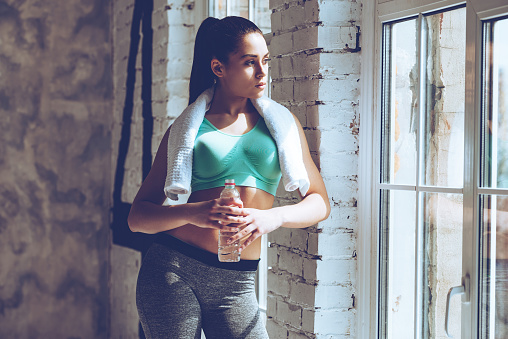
[0,0,112,338]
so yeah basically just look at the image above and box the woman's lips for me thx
[255,82,266,89]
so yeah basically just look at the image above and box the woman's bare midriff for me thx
[165,186,275,260]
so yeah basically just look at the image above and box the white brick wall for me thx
[268,0,361,337]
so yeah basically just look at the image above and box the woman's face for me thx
[215,32,269,99]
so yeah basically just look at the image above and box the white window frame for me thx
[359,1,508,338]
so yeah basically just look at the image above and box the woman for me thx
[129,16,330,339]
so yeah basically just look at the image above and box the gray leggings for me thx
[136,234,269,339]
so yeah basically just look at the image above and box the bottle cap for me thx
[225,179,235,185]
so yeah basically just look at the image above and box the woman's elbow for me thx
[127,205,149,233]
[127,209,140,233]
[321,198,331,222]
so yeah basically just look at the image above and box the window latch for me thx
[445,274,470,338]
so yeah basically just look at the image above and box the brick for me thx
[270,56,282,79]
[302,308,315,333]
[267,294,278,318]
[315,284,354,309]
[303,255,317,281]
[318,78,359,102]
[302,128,319,154]
[314,308,356,336]
[293,79,319,101]
[271,10,283,33]
[168,25,194,44]
[271,80,294,102]
[320,128,358,154]
[320,52,361,76]
[307,232,318,255]
[293,27,319,52]
[320,204,358,231]
[270,32,293,56]
[281,5,305,31]
[317,101,358,131]
[317,231,356,257]
[316,259,356,285]
[318,0,362,25]
[304,0,319,23]
[322,177,358,210]
[292,53,320,78]
[270,227,291,247]
[266,319,289,339]
[268,270,290,296]
[280,55,294,79]
[267,245,279,268]
[318,26,357,50]
[290,280,315,306]
[269,0,287,10]
[290,228,307,251]
[153,25,169,48]
[279,250,303,276]
[276,300,302,328]
[288,330,310,339]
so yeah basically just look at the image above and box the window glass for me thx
[421,192,463,338]
[381,19,418,185]
[379,189,417,338]
[379,6,466,338]
[480,194,508,338]
[481,18,508,189]
[422,9,466,188]
[480,16,508,339]
[228,0,249,18]
[252,0,271,33]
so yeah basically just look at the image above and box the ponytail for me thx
[189,17,219,105]
[188,16,263,105]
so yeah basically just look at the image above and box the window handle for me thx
[445,275,470,338]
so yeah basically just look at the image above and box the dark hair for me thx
[188,16,263,104]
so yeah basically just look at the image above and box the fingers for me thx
[209,212,247,226]
[212,204,246,216]
[238,232,261,253]
[227,224,257,244]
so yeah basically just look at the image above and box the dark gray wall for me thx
[0,0,112,337]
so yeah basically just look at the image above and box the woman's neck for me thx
[208,85,254,117]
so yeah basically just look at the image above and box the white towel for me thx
[164,86,310,200]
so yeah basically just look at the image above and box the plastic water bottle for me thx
[218,179,242,262]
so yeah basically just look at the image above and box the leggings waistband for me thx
[154,233,260,272]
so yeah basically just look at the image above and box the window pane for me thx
[212,0,227,18]
[480,194,508,338]
[229,0,249,18]
[421,193,463,338]
[379,189,417,338]
[381,19,418,185]
[422,8,466,188]
[481,18,508,188]
[252,0,270,33]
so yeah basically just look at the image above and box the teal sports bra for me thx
[191,117,282,195]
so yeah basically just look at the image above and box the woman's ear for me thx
[211,59,225,78]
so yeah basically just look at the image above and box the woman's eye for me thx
[263,58,271,64]
[245,60,255,66]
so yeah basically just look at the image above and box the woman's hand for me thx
[226,208,284,253]
[186,199,247,232]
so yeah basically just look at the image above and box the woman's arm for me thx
[229,114,331,250]
[128,127,246,234]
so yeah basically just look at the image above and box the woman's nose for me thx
[257,63,267,78]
